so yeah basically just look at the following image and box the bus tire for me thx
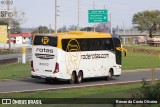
[70,72,76,84]
[76,71,83,84]
[45,79,51,83]
[106,69,113,81]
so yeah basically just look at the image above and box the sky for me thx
[7,0,160,29]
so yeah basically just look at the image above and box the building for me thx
[9,32,32,44]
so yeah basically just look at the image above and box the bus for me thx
[31,31,127,84]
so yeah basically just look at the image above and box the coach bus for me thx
[31,31,127,84]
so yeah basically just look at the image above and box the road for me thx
[0,53,31,62]
[0,47,32,62]
[0,69,159,93]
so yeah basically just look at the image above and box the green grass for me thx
[0,83,141,107]
[0,83,141,98]
[0,62,30,79]
[124,45,160,51]
[0,83,159,107]
[122,52,160,70]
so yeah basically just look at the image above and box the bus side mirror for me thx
[116,47,127,57]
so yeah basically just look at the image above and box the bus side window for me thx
[62,39,68,51]
[89,39,94,51]
[105,39,114,51]
[99,39,105,50]
[105,39,109,50]
[78,39,90,51]
[113,38,121,48]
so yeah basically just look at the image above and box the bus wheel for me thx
[76,71,83,84]
[107,69,113,81]
[45,79,51,83]
[70,72,76,84]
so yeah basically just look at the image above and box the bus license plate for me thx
[41,75,46,78]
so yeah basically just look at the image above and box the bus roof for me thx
[34,31,112,39]
[59,31,112,39]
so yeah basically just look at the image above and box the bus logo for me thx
[42,37,49,44]
[65,39,81,75]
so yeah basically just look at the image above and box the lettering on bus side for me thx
[36,48,53,53]
[81,53,109,59]
[64,39,81,75]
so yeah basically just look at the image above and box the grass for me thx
[0,83,159,107]
[124,45,160,51]
[0,62,30,79]
[0,83,141,107]
[0,83,141,98]
[122,52,160,70]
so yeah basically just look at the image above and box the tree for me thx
[132,80,160,99]
[0,19,8,25]
[0,18,21,33]
[0,8,26,33]
[58,25,67,32]
[95,23,110,33]
[132,10,160,38]
[81,27,94,31]
[68,25,76,31]
[11,8,27,33]
[32,26,50,34]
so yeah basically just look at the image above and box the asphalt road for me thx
[0,53,31,62]
[0,69,159,93]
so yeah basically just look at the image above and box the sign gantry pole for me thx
[7,0,11,50]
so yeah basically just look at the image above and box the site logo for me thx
[42,36,49,45]
[65,39,81,75]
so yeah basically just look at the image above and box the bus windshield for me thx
[33,35,57,47]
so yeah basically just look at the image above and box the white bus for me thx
[31,31,127,84]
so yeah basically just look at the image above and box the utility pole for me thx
[117,21,120,34]
[110,14,112,34]
[93,1,95,9]
[93,1,95,32]
[55,0,60,33]
[123,20,126,45]
[55,0,57,33]
[7,0,11,50]
[104,5,106,9]
[77,0,80,31]
[123,20,126,35]
[49,24,52,34]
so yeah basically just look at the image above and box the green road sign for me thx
[88,10,108,23]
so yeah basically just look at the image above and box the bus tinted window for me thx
[33,35,57,47]
[62,38,115,52]
[113,38,121,47]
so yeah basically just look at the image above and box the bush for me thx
[132,80,160,100]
